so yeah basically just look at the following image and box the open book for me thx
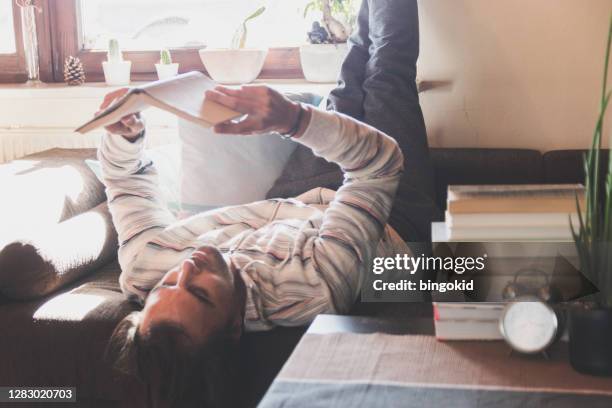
[75,71,241,134]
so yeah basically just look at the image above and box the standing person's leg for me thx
[266,1,373,199]
[327,0,370,120]
[330,0,438,242]
[268,0,438,241]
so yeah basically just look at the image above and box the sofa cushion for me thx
[430,148,544,213]
[0,148,116,300]
[180,93,319,216]
[0,202,119,300]
[543,149,609,185]
[0,148,105,230]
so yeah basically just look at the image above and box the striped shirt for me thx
[99,108,409,331]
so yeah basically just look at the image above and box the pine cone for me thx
[64,56,85,86]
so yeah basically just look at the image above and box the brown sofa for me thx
[0,147,606,407]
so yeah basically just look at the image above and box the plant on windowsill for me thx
[155,49,179,80]
[300,0,357,83]
[569,13,612,377]
[102,39,132,86]
[198,6,267,84]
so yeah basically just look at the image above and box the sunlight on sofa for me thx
[33,293,108,321]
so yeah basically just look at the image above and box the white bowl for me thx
[300,43,348,83]
[198,49,268,84]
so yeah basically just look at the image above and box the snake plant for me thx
[572,13,612,308]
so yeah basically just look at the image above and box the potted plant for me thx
[569,14,612,377]
[199,6,268,84]
[102,39,131,86]
[155,49,179,80]
[300,0,357,83]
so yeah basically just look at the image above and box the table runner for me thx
[259,333,612,408]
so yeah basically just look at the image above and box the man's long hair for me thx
[106,311,238,408]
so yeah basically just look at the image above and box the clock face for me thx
[500,301,558,353]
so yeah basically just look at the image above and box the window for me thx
[0,1,26,83]
[0,1,17,54]
[42,0,311,83]
[80,0,310,50]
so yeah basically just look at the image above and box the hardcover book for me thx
[433,302,505,341]
[447,184,585,214]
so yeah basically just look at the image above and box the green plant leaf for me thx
[244,6,266,24]
[240,25,248,49]
[107,38,122,62]
[232,6,266,49]
[303,1,316,18]
[160,49,172,65]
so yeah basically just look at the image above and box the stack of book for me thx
[433,302,504,340]
[444,184,585,241]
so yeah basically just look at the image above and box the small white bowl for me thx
[198,48,268,84]
[300,43,348,83]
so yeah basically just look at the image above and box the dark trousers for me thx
[269,0,438,242]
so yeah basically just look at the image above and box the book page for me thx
[75,72,240,134]
[142,71,240,125]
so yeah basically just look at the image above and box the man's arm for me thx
[245,108,404,330]
[98,132,176,248]
[206,85,403,327]
[99,132,176,297]
[96,89,176,297]
[294,108,404,313]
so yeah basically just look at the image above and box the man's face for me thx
[138,245,239,344]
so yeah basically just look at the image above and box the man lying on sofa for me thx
[101,84,408,407]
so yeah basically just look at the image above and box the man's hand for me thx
[206,85,310,137]
[98,88,145,141]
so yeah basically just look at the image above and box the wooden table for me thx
[258,315,612,408]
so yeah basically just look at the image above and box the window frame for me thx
[46,0,305,83]
[0,2,26,83]
[0,1,55,84]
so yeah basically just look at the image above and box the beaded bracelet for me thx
[280,103,305,139]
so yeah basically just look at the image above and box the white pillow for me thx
[179,119,296,215]
[87,130,296,218]
[179,92,323,215]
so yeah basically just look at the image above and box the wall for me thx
[417,0,611,151]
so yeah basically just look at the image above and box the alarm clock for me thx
[499,297,559,354]
[501,267,560,302]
